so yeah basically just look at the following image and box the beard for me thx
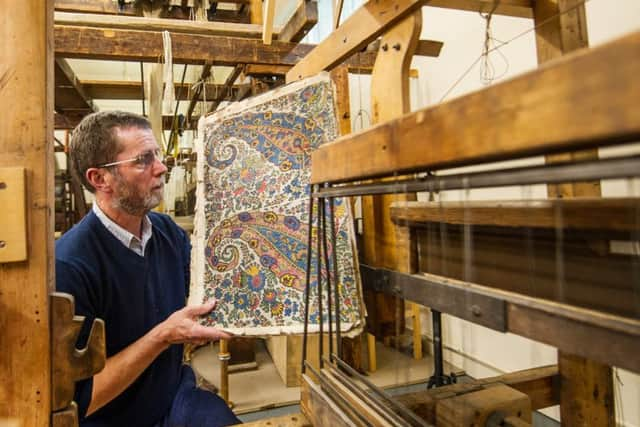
[110,170,164,216]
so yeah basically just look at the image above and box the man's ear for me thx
[86,168,113,193]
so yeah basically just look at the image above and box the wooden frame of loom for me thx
[285,1,640,427]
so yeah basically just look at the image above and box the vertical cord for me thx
[316,196,324,368]
[301,188,315,374]
[321,192,334,359]
[140,62,146,116]
[328,193,342,359]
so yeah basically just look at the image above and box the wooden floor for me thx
[191,338,449,415]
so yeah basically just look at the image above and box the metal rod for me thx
[321,195,333,358]
[328,194,342,358]
[316,196,324,368]
[312,155,640,198]
[301,188,315,374]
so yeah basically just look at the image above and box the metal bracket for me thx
[51,292,106,411]
[0,167,27,263]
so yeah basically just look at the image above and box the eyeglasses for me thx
[97,149,162,169]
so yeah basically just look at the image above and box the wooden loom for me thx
[280,1,639,427]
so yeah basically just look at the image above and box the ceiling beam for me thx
[81,80,250,101]
[54,57,95,115]
[55,11,267,38]
[54,25,378,71]
[278,0,318,43]
[426,0,534,19]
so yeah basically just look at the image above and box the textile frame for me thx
[190,73,364,335]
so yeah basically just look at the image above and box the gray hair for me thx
[69,111,151,193]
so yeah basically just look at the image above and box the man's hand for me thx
[153,300,232,347]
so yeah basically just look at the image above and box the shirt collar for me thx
[92,203,153,256]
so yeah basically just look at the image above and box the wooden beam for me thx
[396,365,559,424]
[333,0,345,29]
[55,11,266,38]
[0,0,53,424]
[415,39,444,57]
[310,31,640,184]
[54,112,200,130]
[208,65,244,113]
[390,199,640,233]
[279,0,318,43]
[262,0,276,44]
[81,80,249,101]
[54,0,137,15]
[286,0,425,83]
[426,0,533,18]
[186,64,212,124]
[54,25,376,70]
[54,57,95,113]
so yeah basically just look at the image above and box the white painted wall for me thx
[310,0,640,425]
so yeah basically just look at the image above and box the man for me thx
[56,111,241,427]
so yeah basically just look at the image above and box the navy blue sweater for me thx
[56,211,191,427]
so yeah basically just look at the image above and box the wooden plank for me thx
[279,0,318,43]
[390,199,640,233]
[426,0,533,18]
[395,365,559,423]
[54,58,94,113]
[286,0,425,83]
[415,39,444,57]
[81,80,249,101]
[300,374,359,427]
[54,25,377,70]
[0,168,27,263]
[241,413,312,427]
[310,31,640,184]
[436,384,531,427]
[333,0,345,29]
[0,0,53,424]
[262,0,276,44]
[54,0,137,15]
[55,11,267,38]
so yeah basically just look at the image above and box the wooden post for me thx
[361,9,422,369]
[533,1,614,425]
[218,339,231,406]
[0,0,54,425]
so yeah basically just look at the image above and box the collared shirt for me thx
[92,203,153,257]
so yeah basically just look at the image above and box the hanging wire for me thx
[439,0,591,102]
[479,1,510,85]
[140,62,146,116]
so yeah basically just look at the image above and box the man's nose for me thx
[153,156,168,175]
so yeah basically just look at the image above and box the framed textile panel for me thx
[190,73,364,335]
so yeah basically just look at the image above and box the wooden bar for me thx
[54,25,377,70]
[0,0,54,424]
[426,0,533,18]
[278,0,318,43]
[390,199,640,233]
[361,266,640,373]
[54,58,95,113]
[262,0,276,44]
[55,11,267,38]
[286,0,425,83]
[311,31,640,184]
[81,80,249,101]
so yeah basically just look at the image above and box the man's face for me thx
[109,127,167,216]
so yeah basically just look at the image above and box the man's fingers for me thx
[190,324,232,341]
[184,300,217,317]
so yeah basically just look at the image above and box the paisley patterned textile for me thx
[190,73,364,335]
